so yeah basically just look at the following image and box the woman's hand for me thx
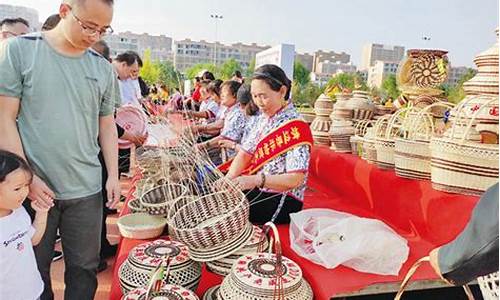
[234,175,260,191]
[218,140,236,150]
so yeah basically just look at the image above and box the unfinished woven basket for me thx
[169,188,250,260]
[140,183,188,216]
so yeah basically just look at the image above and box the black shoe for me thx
[97,260,108,273]
[101,244,118,259]
[52,250,63,262]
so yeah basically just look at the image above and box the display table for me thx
[110,144,480,300]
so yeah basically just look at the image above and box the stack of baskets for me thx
[206,225,269,276]
[118,239,202,294]
[206,223,313,300]
[168,189,253,262]
[310,94,334,146]
[329,92,355,152]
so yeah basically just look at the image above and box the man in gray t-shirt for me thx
[0,0,120,299]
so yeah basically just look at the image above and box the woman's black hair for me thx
[207,79,223,97]
[0,150,33,183]
[221,80,242,99]
[237,84,259,116]
[202,71,215,81]
[252,64,292,100]
[233,70,242,78]
[115,51,138,66]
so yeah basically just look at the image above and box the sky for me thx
[3,0,499,67]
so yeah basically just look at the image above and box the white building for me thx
[0,4,39,31]
[316,61,357,75]
[104,34,140,58]
[361,43,405,71]
[173,39,270,72]
[367,60,400,88]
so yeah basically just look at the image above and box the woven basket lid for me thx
[128,239,193,271]
[122,284,199,300]
[230,253,303,291]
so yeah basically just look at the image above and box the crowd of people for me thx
[0,0,497,300]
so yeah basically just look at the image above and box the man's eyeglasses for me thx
[69,8,113,37]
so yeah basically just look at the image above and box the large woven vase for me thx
[311,94,334,145]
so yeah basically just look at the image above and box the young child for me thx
[0,150,49,300]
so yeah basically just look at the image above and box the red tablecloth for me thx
[110,145,480,300]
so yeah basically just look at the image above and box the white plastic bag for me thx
[290,208,409,276]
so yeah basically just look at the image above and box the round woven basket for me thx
[117,213,168,240]
[140,183,188,216]
[118,239,202,295]
[361,127,377,164]
[430,98,499,195]
[127,198,147,214]
[202,285,221,300]
[478,272,499,300]
[169,188,250,257]
[217,222,313,300]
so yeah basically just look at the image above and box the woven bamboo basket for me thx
[140,183,188,216]
[121,246,201,299]
[371,113,400,170]
[430,97,499,195]
[478,272,499,300]
[169,188,251,260]
[166,195,197,237]
[127,198,147,214]
[361,126,378,164]
[394,102,455,180]
[351,120,373,156]
[218,222,313,300]
[117,213,168,239]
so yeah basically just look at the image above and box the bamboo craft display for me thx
[350,120,373,156]
[394,102,455,180]
[430,98,499,195]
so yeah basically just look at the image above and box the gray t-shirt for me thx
[0,33,121,199]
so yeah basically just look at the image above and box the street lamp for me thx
[210,14,223,66]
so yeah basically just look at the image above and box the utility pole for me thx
[210,14,223,66]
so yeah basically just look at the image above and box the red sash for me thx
[218,119,313,174]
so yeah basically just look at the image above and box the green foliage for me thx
[291,81,324,107]
[185,63,218,81]
[381,74,401,100]
[326,72,368,92]
[293,61,310,87]
[440,68,476,104]
[245,58,256,77]
[139,49,160,85]
[218,59,242,80]
[158,61,184,92]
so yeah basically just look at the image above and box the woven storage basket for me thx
[127,198,147,214]
[202,285,221,300]
[361,127,377,164]
[430,98,499,195]
[394,102,454,180]
[119,239,202,295]
[140,183,188,216]
[478,272,499,300]
[167,195,197,237]
[218,222,313,300]
[117,213,168,239]
[351,120,373,156]
[169,188,251,261]
[372,114,397,169]
[206,225,270,276]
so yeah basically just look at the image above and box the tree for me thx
[139,49,161,84]
[291,81,324,107]
[219,59,242,80]
[185,63,218,80]
[381,74,401,100]
[440,68,476,104]
[245,58,256,77]
[293,61,310,87]
[158,61,183,92]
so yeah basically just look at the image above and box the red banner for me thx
[218,119,313,174]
